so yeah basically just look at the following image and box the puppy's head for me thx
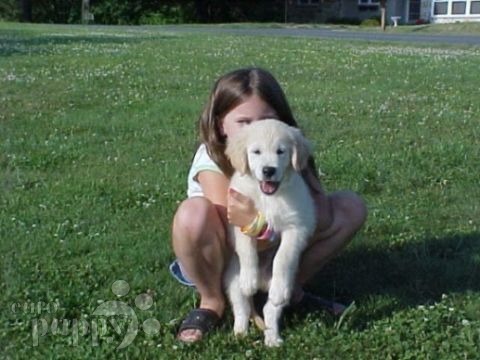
[226,119,312,195]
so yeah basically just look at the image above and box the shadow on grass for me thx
[0,31,175,57]
[410,25,432,32]
[305,232,480,329]
[169,232,479,334]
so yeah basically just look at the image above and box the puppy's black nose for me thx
[262,166,276,178]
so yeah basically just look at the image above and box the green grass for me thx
[1,22,480,359]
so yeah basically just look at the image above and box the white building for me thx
[387,0,431,23]
[288,0,480,25]
[387,0,480,23]
[430,0,480,23]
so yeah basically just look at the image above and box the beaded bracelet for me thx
[257,225,277,242]
[240,212,267,237]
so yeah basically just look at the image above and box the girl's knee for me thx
[349,193,368,228]
[335,191,368,232]
[174,197,213,231]
[172,197,227,249]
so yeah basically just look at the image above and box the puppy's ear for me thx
[291,128,312,172]
[225,131,249,175]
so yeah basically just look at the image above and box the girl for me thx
[171,67,367,343]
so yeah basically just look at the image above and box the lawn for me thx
[1,22,479,359]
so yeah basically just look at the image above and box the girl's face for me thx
[221,95,278,139]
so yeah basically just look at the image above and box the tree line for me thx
[0,0,285,24]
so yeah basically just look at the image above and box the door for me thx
[409,0,421,21]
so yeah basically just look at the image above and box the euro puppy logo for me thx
[92,280,160,349]
[24,280,160,349]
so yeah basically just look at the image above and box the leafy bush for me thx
[91,0,139,25]
[0,0,19,21]
[416,18,429,25]
[360,18,381,27]
[33,0,81,24]
[1,0,285,24]
[139,5,194,25]
[1,0,81,23]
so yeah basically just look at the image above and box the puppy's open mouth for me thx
[260,181,280,195]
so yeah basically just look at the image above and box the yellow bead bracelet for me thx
[240,212,267,237]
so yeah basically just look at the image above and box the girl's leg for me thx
[171,197,230,342]
[293,191,367,300]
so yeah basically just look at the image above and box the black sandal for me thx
[177,308,221,342]
[253,291,347,317]
[288,291,347,317]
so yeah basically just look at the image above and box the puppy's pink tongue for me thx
[260,181,279,195]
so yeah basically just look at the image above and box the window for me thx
[451,1,466,14]
[433,1,448,14]
[471,1,480,13]
[409,0,421,20]
[358,0,380,5]
[358,0,380,10]
[297,0,320,5]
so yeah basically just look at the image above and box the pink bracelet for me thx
[257,225,277,242]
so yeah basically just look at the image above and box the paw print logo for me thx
[92,280,160,349]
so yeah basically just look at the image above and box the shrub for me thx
[415,18,429,25]
[91,0,136,25]
[139,5,194,25]
[1,0,81,24]
[360,18,381,27]
[0,0,20,21]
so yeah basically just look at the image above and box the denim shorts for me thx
[169,259,196,288]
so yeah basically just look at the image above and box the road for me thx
[159,25,480,46]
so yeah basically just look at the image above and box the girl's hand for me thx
[227,188,257,227]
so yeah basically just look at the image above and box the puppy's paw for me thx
[239,270,259,296]
[264,330,283,347]
[233,317,249,337]
[268,280,291,306]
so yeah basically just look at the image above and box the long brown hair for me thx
[198,67,317,178]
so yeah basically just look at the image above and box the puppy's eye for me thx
[253,149,261,155]
[276,148,285,155]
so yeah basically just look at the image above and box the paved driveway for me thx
[160,25,480,46]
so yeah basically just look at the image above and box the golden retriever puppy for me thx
[224,119,317,346]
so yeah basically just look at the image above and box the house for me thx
[286,0,480,24]
[430,0,480,23]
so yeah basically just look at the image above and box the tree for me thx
[194,0,208,22]
[19,0,32,22]
[380,0,386,31]
[81,0,91,24]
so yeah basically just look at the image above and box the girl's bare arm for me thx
[197,171,256,229]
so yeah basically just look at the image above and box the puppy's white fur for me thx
[224,119,317,347]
